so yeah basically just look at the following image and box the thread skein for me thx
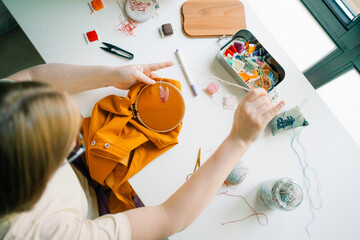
[90,0,104,12]
[226,161,248,185]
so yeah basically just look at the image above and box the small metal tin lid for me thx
[125,0,155,23]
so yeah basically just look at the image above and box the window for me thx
[301,0,360,88]
[327,0,360,25]
[317,68,360,145]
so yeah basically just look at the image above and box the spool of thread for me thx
[248,44,256,54]
[84,30,99,44]
[223,95,237,110]
[232,59,245,72]
[226,59,233,66]
[234,41,244,53]
[228,45,237,54]
[204,81,220,96]
[258,178,303,211]
[89,0,104,12]
[226,161,248,185]
[159,23,174,37]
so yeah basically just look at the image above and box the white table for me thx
[4,0,360,239]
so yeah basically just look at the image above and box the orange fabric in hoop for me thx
[82,78,183,213]
[136,82,184,132]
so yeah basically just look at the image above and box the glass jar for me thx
[258,178,303,211]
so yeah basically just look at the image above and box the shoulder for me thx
[1,164,131,240]
[1,164,88,239]
[2,212,131,240]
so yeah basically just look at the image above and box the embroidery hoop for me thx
[125,0,155,22]
[131,80,185,133]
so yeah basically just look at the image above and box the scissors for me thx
[100,42,134,60]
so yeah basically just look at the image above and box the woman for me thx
[0,62,284,239]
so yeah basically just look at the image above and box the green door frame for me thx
[300,0,360,89]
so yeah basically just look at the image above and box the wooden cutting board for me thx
[181,0,246,38]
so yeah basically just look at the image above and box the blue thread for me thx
[296,128,323,211]
[291,122,316,237]
[235,55,242,61]
[268,71,274,82]
[226,58,233,66]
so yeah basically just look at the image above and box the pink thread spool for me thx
[205,81,220,96]
[223,95,237,109]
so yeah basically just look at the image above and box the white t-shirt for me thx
[0,162,131,240]
[0,78,131,239]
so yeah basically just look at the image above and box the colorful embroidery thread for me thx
[159,85,169,103]
[129,0,151,12]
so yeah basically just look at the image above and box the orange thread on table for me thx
[115,19,138,36]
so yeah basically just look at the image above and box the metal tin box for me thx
[216,29,285,93]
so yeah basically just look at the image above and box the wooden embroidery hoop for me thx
[131,81,185,133]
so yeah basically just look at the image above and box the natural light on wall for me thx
[246,0,336,71]
[317,69,360,146]
[248,0,360,146]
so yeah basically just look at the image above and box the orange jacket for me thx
[82,78,182,212]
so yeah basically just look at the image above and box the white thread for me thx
[177,64,251,92]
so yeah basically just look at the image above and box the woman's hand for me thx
[125,88,284,240]
[111,61,174,89]
[6,62,174,93]
[229,88,285,146]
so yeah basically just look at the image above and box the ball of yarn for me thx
[226,161,248,185]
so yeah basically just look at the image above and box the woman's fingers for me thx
[255,102,272,115]
[145,61,174,72]
[244,90,283,121]
[251,96,272,110]
[135,71,155,85]
[242,88,267,103]
[263,101,285,122]
[133,62,174,85]
[253,98,284,124]
[149,72,160,78]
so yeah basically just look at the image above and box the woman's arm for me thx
[6,62,173,94]
[124,89,285,240]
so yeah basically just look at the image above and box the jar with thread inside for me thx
[258,178,303,211]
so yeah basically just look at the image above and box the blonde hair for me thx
[0,81,82,217]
